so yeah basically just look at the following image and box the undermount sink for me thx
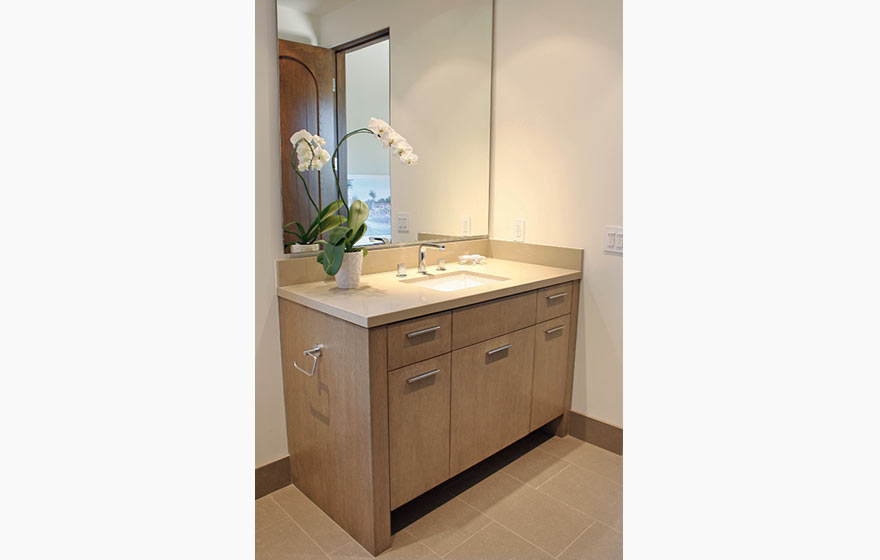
[400,270,509,292]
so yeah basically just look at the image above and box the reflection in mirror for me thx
[276,0,492,252]
[337,35,390,245]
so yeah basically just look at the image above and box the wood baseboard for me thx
[567,410,622,455]
[256,456,291,499]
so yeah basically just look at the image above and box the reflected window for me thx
[338,36,390,246]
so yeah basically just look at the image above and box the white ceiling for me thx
[276,0,359,17]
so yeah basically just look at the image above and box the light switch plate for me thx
[396,212,409,233]
[604,226,622,254]
[461,215,471,236]
[513,219,525,242]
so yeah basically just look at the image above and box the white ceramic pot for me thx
[291,243,320,253]
[335,250,364,289]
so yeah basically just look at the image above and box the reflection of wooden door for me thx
[278,40,336,251]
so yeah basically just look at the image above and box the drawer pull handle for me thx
[545,325,565,335]
[407,369,440,384]
[546,293,566,301]
[407,326,440,338]
[486,344,512,356]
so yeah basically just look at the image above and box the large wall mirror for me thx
[276,0,493,252]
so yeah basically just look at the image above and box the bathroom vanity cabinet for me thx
[278,278,579,555]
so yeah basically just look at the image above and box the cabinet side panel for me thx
[368,326,391,553]
[278,299,381,552]
[556,280,581,436]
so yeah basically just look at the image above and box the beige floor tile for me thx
[502,448,569,488]
[538,464,622,531]
[328,530,439,559]
[445,522,556,560]
[458,471,593,556]
[404,497,492,556]
[540,437,622,484]
[558,522,622,560]
[271,485,354,553]
[256,517,329,560]
[256,495,288,532]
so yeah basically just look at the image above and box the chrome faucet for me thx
[418,243,446,274]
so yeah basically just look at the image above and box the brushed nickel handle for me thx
[407,369,440,384]
[293,344,324,377]
[407,326,440,338]
[547,293,566,301]
[545,326,565,335]
[487,344,512,356]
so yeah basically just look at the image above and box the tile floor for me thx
[256,434,622,559]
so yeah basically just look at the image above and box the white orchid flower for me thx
[381,131,405,149]
[393,141,413,157]
[290,129,313,145]
[368,117,391,137]
[312,135,326,147]
[401,152,419,166]
[295,141,313,158]
[309,148,331,170]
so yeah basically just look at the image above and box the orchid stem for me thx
[331,128,373,215]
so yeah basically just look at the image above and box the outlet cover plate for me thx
[604,226,622,254]
[397,212,409,233]
[513,219,525,242]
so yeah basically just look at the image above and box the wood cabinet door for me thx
[450,327,535,475]
[530,314,571,430]
[388,354,451,509]
[278,39,336,251]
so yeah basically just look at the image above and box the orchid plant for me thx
[287,118,418,276]
[283,132,343,247]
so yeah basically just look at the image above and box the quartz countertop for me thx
[276,258,581,328]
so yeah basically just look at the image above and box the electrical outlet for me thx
[461,215,471,236]
[513,219,525,242]
[604,226,622,255]
[396,212,409,232]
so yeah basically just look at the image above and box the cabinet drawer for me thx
[388,354,451,509]
[537,282,572,322]
[450,327,535,475]
[530,315,571,430]
[387,311,452,370]
[451,291,537,350]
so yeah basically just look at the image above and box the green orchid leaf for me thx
[322,242,345,275]
[315,199,344,222]
[328,226,350,246]
[347,223,367,247]
[347,200,369,234]
[361,247,369,257]
[306,200,346,239]
[317,214,345,234]
[316,252,324,264]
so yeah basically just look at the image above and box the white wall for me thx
[318,0,493,242]
[256,0,289,468]
[491,0,623,427]
[276,4,317,45]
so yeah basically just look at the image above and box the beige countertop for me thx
[276,258,581,328]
